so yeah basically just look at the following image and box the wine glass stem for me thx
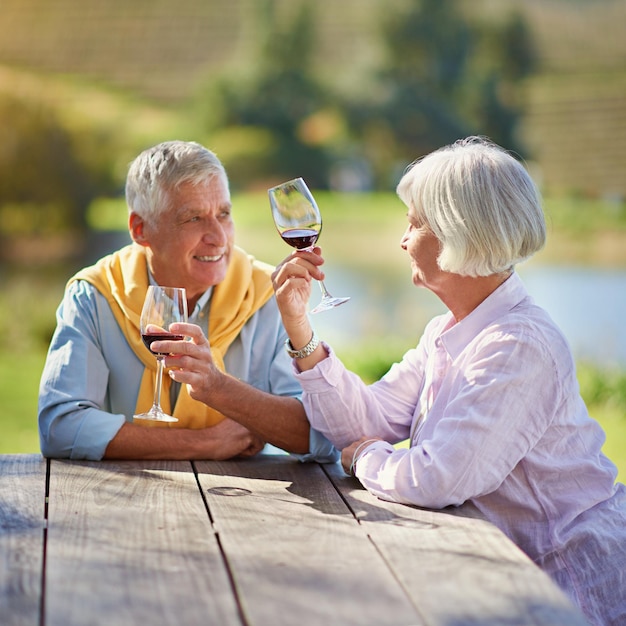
[153,356,165,409]
[318,280,332,300]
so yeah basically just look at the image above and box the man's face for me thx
[137,176,235,307]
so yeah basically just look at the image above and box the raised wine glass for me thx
[133,285,188,422]
[269,177,349,314]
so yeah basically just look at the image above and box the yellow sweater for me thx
[71,243,274,428]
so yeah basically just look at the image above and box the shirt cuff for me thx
[292,341,345,389]
[71,411,127,460]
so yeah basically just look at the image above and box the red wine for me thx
[142,333,184,355]
[280,228,319,250]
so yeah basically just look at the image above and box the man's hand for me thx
[104,419,265,461]
[146,321,312,456]
[152,322,223,407]
[204,418,266,460]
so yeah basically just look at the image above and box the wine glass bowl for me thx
[269,180,322,251]
[268,177,349,314]
[134,285,188,422]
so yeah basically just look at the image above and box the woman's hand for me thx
[341,436,383,476]
[271,247,330,370]
[271,247,325,328]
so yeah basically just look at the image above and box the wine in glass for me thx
[134,285,188,422]
[268,177,349,314]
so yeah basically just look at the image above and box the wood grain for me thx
[45,459,242,626]
[195,456,424,626]
[0,453,46,626]
[0,454,588,626]
[323,462,588,626]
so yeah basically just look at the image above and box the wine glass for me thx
[133,285,188,422]
[268,177,349,314]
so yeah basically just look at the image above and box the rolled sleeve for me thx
[38,281,131,460]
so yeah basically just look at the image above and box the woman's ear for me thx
[129,212,149,246]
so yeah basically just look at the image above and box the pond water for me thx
[520,266,626,368]
[310,264,626,369]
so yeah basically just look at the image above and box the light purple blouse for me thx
[296,272,626,625]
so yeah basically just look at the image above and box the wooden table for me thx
[1,454,587,626]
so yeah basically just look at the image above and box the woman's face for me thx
[400,205,444,291]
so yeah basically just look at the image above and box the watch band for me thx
[285,331,319,359]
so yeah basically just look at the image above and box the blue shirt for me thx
[38,279,338,463]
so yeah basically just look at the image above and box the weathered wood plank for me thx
[195,456,424,626]
[323,462,588,626]
[0,453,46,626]
[2,453,589,626]
[45,459,243,626]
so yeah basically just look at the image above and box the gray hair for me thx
[125,140,228,222]
[397,136,546,277]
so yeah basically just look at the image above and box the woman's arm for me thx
[353,331,560,508]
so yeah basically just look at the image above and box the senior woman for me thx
[271,136,626,625]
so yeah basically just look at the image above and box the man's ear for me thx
[129,212,149,246]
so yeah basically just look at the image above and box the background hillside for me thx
[0,0,624,197]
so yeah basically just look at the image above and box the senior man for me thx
[38,140,337,463]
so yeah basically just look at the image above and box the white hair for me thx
[125,140,228,223]
[397,136,546,277]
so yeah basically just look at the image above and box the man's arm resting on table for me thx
[153,323,313,456]
[103,419,265,460]
[193,374,311,455]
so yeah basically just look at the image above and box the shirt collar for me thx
[440,272,531,359]
[191,287,213,318]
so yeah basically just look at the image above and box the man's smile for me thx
[195,254,224,262]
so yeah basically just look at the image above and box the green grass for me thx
[596,409,626,481]
[577,364,626,481]
[543,195,626,234]
[0,350,46,454]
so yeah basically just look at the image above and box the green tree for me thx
[0,96,92,231]
[472,10,538,154]
[0,93,121,267]
[199,0,333,188]
[355,0,538,180]
[499,11,539,81]
[375,0,474,160]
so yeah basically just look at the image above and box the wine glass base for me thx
[133,410,178,423]
[310,296,350,315]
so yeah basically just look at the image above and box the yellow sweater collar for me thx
[71,243,274,429]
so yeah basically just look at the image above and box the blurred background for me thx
[1,0,625,474]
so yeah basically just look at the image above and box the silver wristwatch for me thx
[285,331,319,359]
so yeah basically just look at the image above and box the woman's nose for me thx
[400,227,410,250]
